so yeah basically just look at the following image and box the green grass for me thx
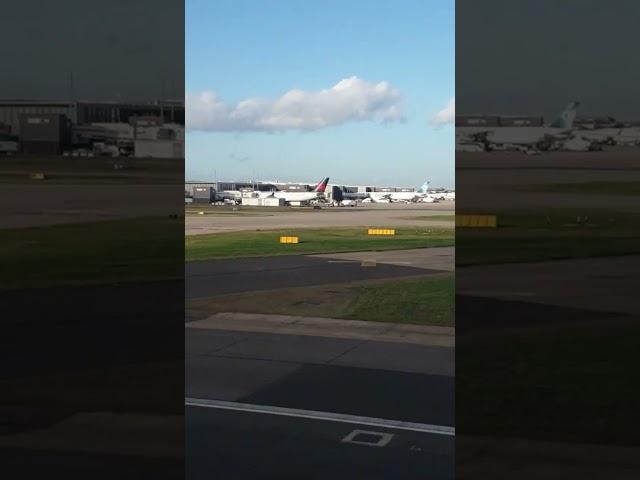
[457,319,640,445]
[186,227,454,261]
[457,209,640,265]
[345,275,454,325]
[0,217,183,290]
[188,274,454,326]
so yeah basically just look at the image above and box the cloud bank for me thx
[431,97,455,126]
[186,77,403,132]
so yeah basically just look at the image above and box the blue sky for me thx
[186,0,454,188]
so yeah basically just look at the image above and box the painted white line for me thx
[185,397,455,436]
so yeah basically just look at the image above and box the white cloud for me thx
[186,77,403,132]
[431,96,455,126]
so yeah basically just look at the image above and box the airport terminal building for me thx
[0,100,184,157]
[185,180,420,204]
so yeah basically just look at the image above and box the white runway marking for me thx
[341,429,395,447]
[185,397,455,436]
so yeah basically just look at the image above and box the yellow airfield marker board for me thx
[367,228,396,235]
[456,215,497,227]
[279,236,299,244]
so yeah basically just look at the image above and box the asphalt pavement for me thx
[187,406,454,480]
[186,254,441,298]
[186,326,454,478]
[185,247,455,478]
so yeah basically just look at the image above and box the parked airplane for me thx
[219,177,329,204]
[456,101,580,151]
[442,191,455,200]
[369,181,439,203]
[575,125,640,147]
[263,177,330,204]
[419,183,455,201]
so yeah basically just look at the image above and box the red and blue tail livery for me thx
[313,177,330,193]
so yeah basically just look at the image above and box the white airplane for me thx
[456,101,580,151]
[262,177,330,204]
[574,125,640,148]
[369,181,439,203]
[421,186,455,201]
[416,181,449,202]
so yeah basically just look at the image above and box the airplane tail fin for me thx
[313,177,330,193]
[549,101,580,129]
[418,181,430,193]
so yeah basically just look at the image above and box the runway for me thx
[187,406,453,479]
[186,326,454,479]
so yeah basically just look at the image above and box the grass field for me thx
[185,227,454,261]
[0,217,183,290]
[457,209,640,265]
[457,318,640,445]
[346,275,454,325]
[188,274,454,326]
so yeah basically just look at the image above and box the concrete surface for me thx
[188,312,454,348]
[315,246,455,271]
[187,329,454,422]
[185,202,454,235]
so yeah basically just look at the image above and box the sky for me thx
[457,0,640,121]
[186,0,454,188]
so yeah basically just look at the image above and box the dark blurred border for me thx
[456,1,640,477]
[0,2,184,478]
